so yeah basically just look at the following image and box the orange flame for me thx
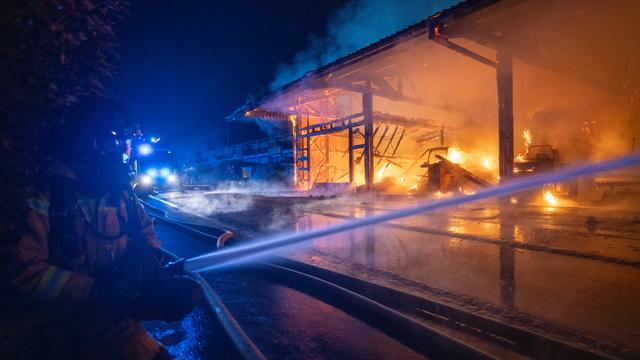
[482,157,491,170]
[515,129,532,163]
[447,147,464,164]
[523,129,532,148]
[543,190,558,206]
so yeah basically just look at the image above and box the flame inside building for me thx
[236,0,640,199]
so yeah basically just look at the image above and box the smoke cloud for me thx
[172,193,255,216]
[164,181,289,216]
[271,0,458,90]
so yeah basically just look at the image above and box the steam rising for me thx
[271,0,458,90]
[176,193,255,215]
[184,155,640,272]
[165,181,288,216]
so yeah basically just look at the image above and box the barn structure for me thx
[229,0,640,194]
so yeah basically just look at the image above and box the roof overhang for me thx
[229,0,640,121]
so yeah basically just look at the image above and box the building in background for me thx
[193,134,294,184]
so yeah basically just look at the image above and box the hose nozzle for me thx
[163,258,186,276]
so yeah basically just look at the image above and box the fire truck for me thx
[131,141,180,198]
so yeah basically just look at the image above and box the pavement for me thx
[154,190,640,353]
[153,221,424,359]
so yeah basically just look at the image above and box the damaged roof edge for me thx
[226,0,502,121]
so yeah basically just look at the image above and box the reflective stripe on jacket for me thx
[7,192,160,305]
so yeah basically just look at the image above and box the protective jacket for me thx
[6,176,159,307]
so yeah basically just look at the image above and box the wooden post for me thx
[363,85,374,190]
[291,115,298,188]
[348,127,354,184]
[497,51,514,181]
[306,128,311,190]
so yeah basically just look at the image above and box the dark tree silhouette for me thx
[0,1,126,231]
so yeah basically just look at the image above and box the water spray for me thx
[181,155,640,273]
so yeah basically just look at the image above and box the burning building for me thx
[229,0,640,198]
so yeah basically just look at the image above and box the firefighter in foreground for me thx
[0,100,202,359]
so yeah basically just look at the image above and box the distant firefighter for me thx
[0,99,202,359]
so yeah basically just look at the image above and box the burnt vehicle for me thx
[514,145,578,199]
[513,145,558,175]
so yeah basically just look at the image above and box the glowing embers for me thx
[445,147,495,174]
[294,120,499,194]
[433,190,452,198]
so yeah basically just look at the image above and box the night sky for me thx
[113,0,347,148]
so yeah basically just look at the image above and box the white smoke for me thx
[270,0,458,90]
[163,181,289,216]
[173,193,255,216]
[209,180,289,195]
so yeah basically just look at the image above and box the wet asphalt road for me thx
[155,191,640,352]
[143,304,241,360]
[153,222,424,359]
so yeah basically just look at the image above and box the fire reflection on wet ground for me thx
[288,198,640,351]
[159,191,640,352]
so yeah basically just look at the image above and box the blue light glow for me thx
[139,143,153,155]
[140,175,153,185]
[147,168,159,177]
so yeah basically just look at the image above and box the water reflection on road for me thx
[287,197,640,351]
[159,190,640,351]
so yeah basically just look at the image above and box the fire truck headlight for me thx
[160,168,171,177]
[146,168,158,177]
[167,174,177,184]
[139,144,152,156]
[140,175,153,186]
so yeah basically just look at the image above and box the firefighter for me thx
[0,99,202,359]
